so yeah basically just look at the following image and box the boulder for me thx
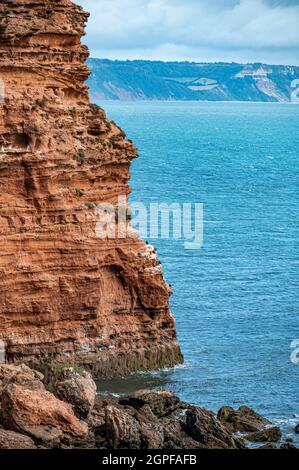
[280,442,297,449]
[217,405,270,433]
[105,405,141,449]
[258,443,277,449]
[120,390,181,418]
[1,384,88,446]
[0,429,37,449]
[245,426,282,443]
[88,396,119,449]
[184,406,244,449]
[46,365,97,419]
[0,364,45,396]
[162,418,205,449]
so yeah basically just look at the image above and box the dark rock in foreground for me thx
[0,363,294,450]
[45,365,97,419]
[280,442,298,449]
[1,383,88,448]
[119,389,181,417]
[0,364,45,395]
[258,443,277,449]
[185,406,244,449]
[245,427,282,443]
[217,405,270,433]
[0,429,36,449]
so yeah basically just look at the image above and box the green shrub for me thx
[75,188,84,197]
[40,98,48,108]
[74,149,85,165]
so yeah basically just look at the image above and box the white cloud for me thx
[76,0,299,64]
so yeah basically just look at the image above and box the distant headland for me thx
[87,59,299,102]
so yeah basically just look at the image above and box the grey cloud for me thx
[264,0,299,5]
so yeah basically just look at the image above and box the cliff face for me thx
[0,0,182,376]
[87,59,298,102]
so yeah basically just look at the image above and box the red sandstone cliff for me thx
[0,0,182,376]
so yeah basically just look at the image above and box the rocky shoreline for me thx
[0,364,297,450]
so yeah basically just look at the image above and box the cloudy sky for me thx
[76,0,299,65]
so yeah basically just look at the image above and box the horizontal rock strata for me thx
[0,0,182,375]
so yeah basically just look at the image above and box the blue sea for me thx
[96,101,299,442]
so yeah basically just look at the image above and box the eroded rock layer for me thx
[0,0,182,375]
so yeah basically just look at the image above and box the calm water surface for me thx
[95,101,299,441]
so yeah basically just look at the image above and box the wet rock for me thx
[120,390,181,417]
[217,405,270,433]
[0,429,37,449]
[0,364,44,396]
[245,426,282,443]
[1,384,88,447]
[105,405,141,449]
[258,443,277,449]
[295,424,299,434]
[46,365,97,419]
[184,406,244,449]
[280,442,297,449]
